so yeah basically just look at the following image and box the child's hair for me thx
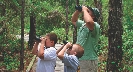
[46,33,58,44]
[74,44,84,58]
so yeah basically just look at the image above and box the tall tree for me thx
[29,12,36,49]
[65,0,69,40]
[107,0,123,71]
[0,3,6,34]
[73,0,78,44]
[20,0,25,71]
[94,0,103,34]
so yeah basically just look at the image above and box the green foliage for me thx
[98,35,108,56]
[0,0,133,71]
[52,28,66,43]
[122,29,133,71]
[3,53,19,70]
[52,28,73,43]
[0,37,21,71]
[98,35,108,71]
[123,0,133,30]
[122,1,133,71]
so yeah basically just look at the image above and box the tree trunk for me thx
[20,0,25,71]
[65,0,69,41]
[0,2,6,61]
[73,0,79,44]
[73,26,77,44]
[107,0,123,71]
[0,3,6,34]
[94,0,104,34]
[29,12,36,49]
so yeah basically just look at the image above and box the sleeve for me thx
[62,54,78,68]
[76,20,84,29]
[44,48,57,60]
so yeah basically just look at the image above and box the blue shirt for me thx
[62,53,79,72]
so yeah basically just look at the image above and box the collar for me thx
[44,47,50,49]
[44,47,57,50]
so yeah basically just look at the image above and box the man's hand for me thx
[82,6,88,12]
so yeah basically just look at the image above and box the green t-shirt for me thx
[76,20,100,60]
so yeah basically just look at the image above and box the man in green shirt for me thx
[71,6,100,72]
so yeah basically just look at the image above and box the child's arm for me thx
[32,42,39,56]
[57,42,72,60]
[57,46,67,60]
[38,37,46,59]
[56,45,65,54]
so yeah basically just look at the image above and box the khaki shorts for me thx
[79,60,98,72]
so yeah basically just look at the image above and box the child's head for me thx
[67,44,84,58]
[45,33,58,47]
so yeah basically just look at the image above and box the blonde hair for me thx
[73,44,84,58]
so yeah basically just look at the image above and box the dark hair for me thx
[93,18,98,22]
[87,6,98,22]
[46,33,58,44]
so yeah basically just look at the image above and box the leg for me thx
[79,60,98,72]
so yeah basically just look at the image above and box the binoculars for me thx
[63,40,72,49]
[35,36,69,45]
[75,5,82,12]
[34,36,41,42]
[63,40,68,45]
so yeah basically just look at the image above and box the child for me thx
[56,42,84,72]
[32,33,58,72]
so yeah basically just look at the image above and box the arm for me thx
[32,42,39,56]
[57,46,67,60]
[56,45,65,54]
[82,6,94,30]
[71,10,81,26]
[57,43,72,60]
[38,37,46,59]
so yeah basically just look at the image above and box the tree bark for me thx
[20,0,25,71]
[73,0,79,44]
[94,0,104,34]
[29,12,36,49]
[107,0,123,71]
[0,3,6,34]
[65,0,69,40]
